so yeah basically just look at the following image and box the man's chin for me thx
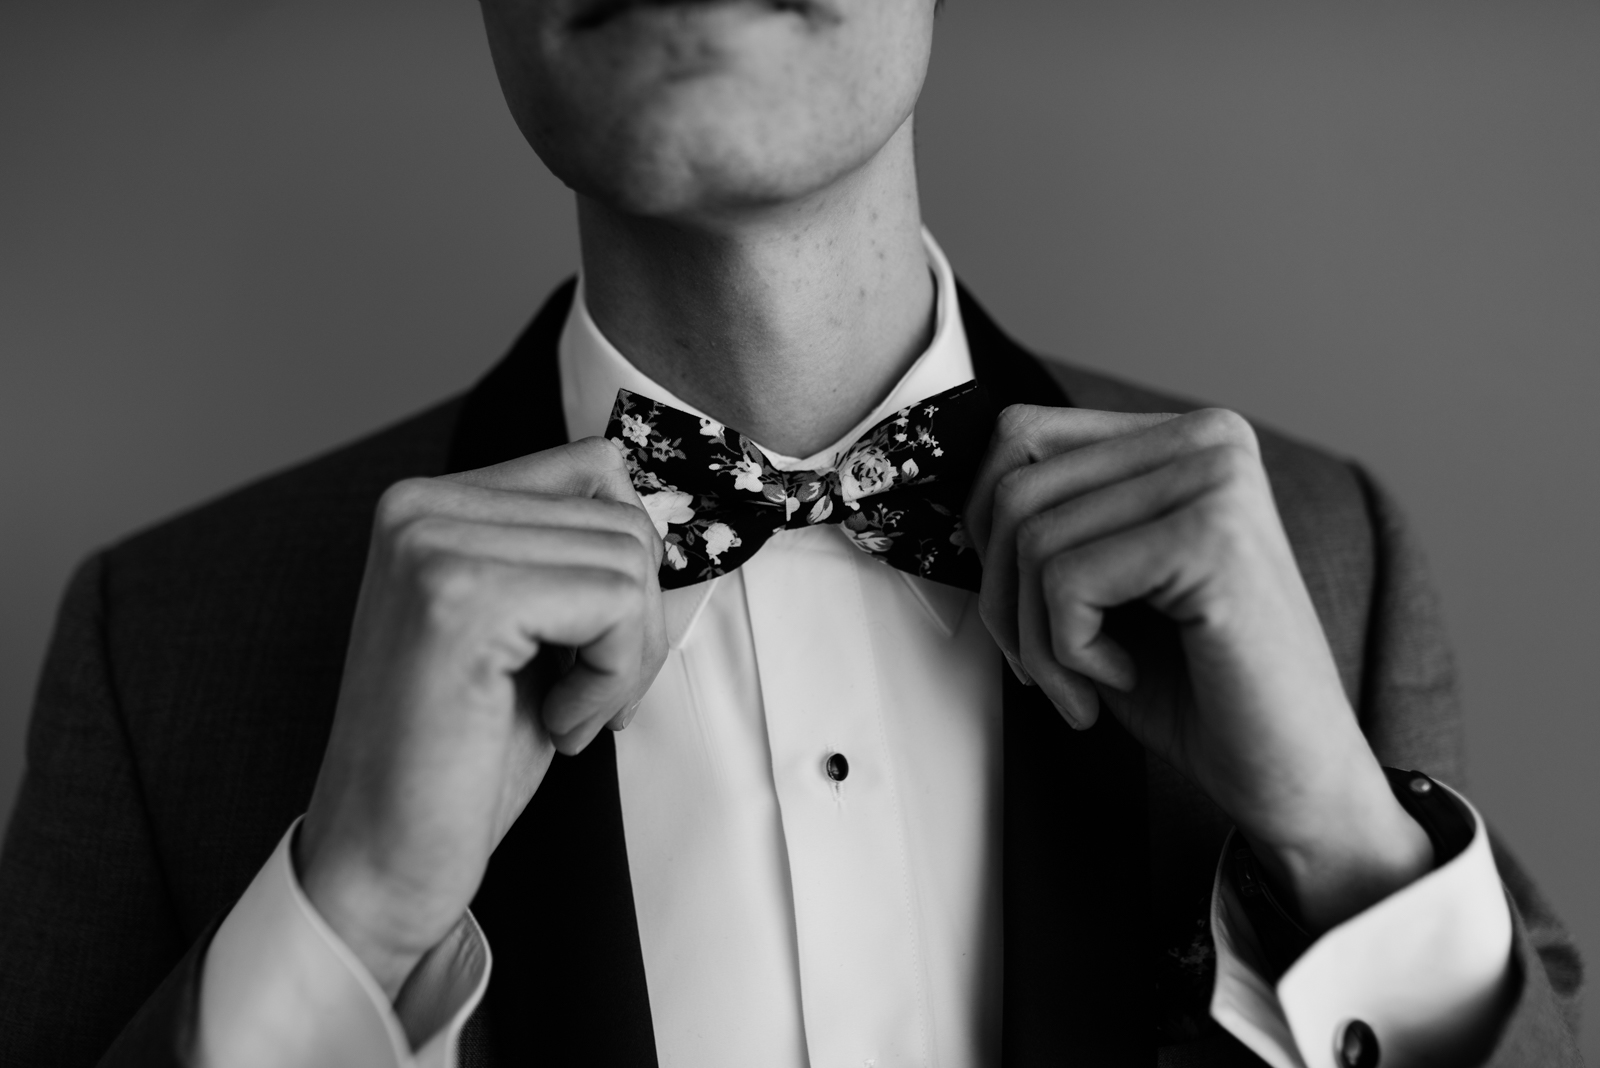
[565,117,849,222]
[497,0,892,220]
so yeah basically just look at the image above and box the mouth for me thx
[571,0,819,32]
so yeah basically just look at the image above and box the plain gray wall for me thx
[2,0,1596,1056]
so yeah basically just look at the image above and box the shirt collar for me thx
[558,228,974,639]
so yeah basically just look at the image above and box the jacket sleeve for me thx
[0,554,204,1067]
[1352,467,1584,1066]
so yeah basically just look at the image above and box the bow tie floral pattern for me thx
[605,380,991,591]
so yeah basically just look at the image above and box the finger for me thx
[966,405,1175,558]
[1015,526,1112,727]
[520,576,651,750]
[1033,507,1211,696]
[425,555,652,752]
[393,513,669,728]
[1010,453,1241,716]
[977,409,1251,660]
[1015,444,1258,571]
[1018,644,1104,730]
[970,405,1172,666]
[378,478,662,572]
[605,699,643,733]
[543,616,649,755]
[394,520,657,587]
[991,409,1257,564]
[405,516,670,701]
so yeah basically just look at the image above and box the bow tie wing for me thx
[830,381,989,592]
[606,391,787,588]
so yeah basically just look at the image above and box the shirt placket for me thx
[742,527,934,1068]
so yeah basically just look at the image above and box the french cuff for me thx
[198,818,491,1068]
[1210,777,1512,1068]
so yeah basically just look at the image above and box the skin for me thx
[479,0,938,456]
[297,0,1431,1001]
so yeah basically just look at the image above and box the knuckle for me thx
[1188,491,1250,552]
[1195,442,1257,486]
[601,527,655,580]
[628,503,662,544]
[389,514,449,560]
[413,554,482,614]
[375,478,437,530]
[1039,550,1082,596]
[1015,512,1052,563]
[631,532,659,577]
[596,566,647,613]
[993,465,1033,518]
[1051,627,1077,669]
[1185,408,1257,451]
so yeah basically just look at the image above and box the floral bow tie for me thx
[605,381,993,591]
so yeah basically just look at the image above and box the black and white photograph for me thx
[1,1,1596,1065]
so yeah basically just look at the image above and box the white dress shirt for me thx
[197,230,1512,1068]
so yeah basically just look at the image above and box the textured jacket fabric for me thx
[0,283,1583,1067]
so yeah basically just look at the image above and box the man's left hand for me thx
[967,404,1432,933]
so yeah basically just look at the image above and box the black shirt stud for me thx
[825,753,850,782]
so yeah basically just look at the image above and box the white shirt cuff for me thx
[1210,781,1512,1068]
[197,818,492,1068]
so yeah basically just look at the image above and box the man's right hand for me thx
[294,437,668,999]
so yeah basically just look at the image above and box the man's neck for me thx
[577,118,934,459]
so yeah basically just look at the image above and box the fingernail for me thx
[1003,651,1035,687]
[1049,697,1086,730]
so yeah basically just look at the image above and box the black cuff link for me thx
[1224,769,1476,1068]
[1335,1018,1380,1068]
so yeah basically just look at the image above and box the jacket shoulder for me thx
[108,397,462,579]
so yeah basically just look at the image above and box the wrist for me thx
[1248,764,1435,934]
[292,820,436,999]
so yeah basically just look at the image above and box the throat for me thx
[574,131,937,458]
[640,280,938,463]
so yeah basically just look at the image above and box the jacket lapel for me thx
[450,279,661,1068]
[448,280,1154,1067]
[962,287,1156,1067]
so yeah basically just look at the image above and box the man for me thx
[0,1,1583,1066]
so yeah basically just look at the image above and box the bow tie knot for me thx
[607,381,992,591]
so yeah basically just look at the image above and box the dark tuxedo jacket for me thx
[0,282,1583,1067]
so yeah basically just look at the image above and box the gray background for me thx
[2,0,1596,1056]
